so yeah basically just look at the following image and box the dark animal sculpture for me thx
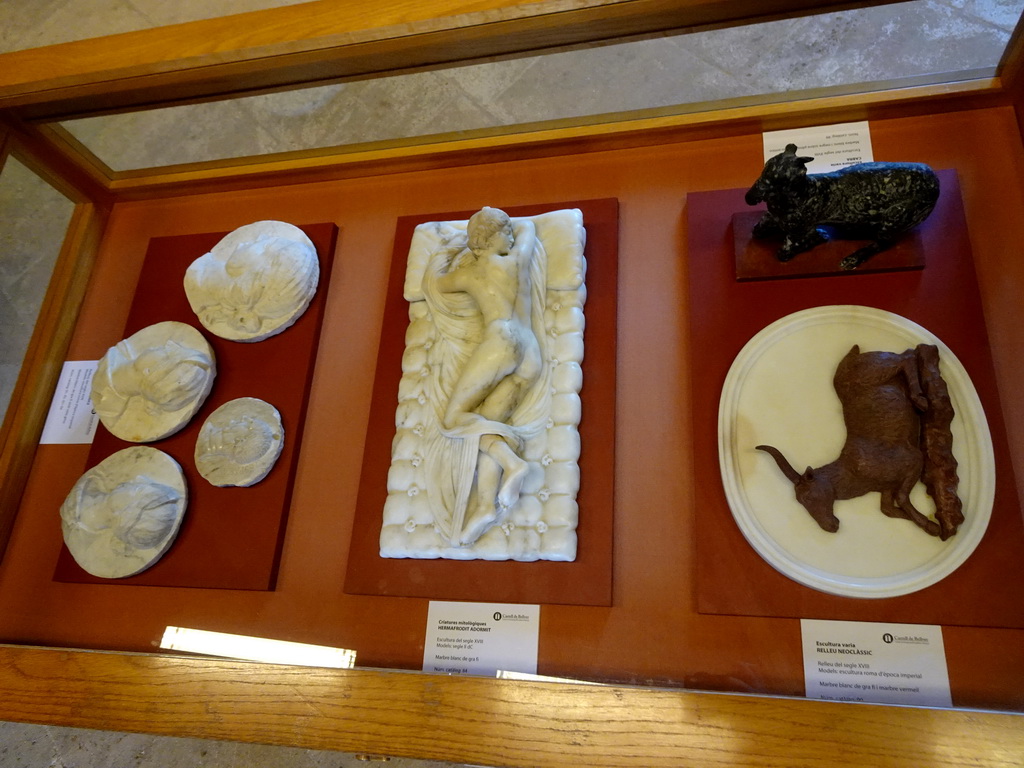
[745,144,940,270]
[757,343,963,541]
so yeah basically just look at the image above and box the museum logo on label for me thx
[883,632,930,645]
[493,612,531,622]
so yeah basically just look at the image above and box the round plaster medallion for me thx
[184,220,319,342]
[195,397,284,487]
[91,320,216,443]
[60,446,188,578]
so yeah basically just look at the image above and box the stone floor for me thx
[0,720,460,768]
[0,1,1021,766]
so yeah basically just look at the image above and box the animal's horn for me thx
[756,444,802,484]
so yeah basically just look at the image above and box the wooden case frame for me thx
[1,2,1023,765]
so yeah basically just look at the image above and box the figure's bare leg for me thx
[445,326,541,542]
[475,372,537,509]
[476,373,528,425]
[443,334,516,430]
[459,453,503,546]
[453,426,528,545]
[479,434,530,510]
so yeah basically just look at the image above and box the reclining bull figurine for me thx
[757,343,963,540]
[745,144,940,270]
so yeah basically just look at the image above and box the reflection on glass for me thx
[59,0,1023,171]
[0,157,75,420]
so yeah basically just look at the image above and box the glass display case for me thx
[1,2,1022,765]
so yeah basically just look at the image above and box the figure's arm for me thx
[509,219,536,262]
[433,270,457,293]
[434,269,470,295]
[432,247,471,293]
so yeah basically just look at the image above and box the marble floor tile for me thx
[0,720,470,768]
[126,0,311,30]
[0,0,312,52]
[0,0,150,53]
[942,0,1024,26]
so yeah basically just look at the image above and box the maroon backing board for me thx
[690,171,1024,628]
[344,199,618,606]
[54,223,338,590]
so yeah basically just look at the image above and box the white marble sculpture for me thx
[60,446,188,578]
[380,207,586,561]
[91,320,216,442]
[195,397,284,487]
[183,220,319,342]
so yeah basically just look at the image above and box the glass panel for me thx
[0,156,76,418]
[59,0,1024,171]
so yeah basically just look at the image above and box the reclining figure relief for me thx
[381,207,587,561]
[745,144,940,270]
[757,343,963,541]
[424,207,547,546]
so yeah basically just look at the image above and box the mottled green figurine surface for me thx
[746,144,940,270]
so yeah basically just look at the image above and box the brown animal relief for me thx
[757,344,962,540]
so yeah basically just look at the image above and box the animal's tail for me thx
[755,444,802,484]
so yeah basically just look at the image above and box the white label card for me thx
[763,121,873,174]
[801,619,952,707]
[39,361,99,444]
[424,601,539,677]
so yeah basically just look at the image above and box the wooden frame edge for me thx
[1,117,115,204]
[0,645,1020,767]
[998,8,1024,139]
[0,0,901,121]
